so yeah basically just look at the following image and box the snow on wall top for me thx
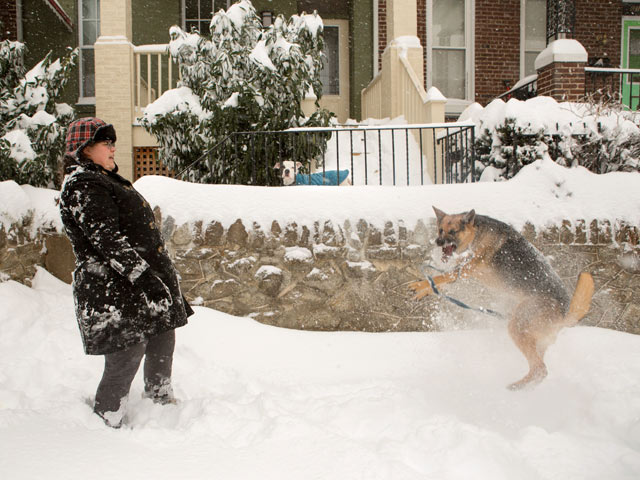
[2,160,638,236]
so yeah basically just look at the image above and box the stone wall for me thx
[157,209,640,335]
[2,211,639,335]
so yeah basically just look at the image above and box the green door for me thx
[622,19,640,110]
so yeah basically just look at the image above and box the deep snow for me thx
[0,268,639,479]
[1,156,640,478]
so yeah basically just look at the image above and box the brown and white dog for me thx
[274,160,351,186]
[409,207,595,390]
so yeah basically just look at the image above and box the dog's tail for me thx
[563,272,595,327]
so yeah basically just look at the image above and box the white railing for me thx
[133,44,178,115]
[361,72,383,120]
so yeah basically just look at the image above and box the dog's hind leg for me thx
[506,299,563,390]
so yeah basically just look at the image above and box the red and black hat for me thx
[64,117,117,161]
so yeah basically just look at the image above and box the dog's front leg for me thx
[408,255,481,300]
[408,271,459,299]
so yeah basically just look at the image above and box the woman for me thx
[59,117,193,428]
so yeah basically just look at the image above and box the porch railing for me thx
[133,44,178,115]
[178,123,476,186]
[584,67,640,110]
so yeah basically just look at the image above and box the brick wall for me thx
[0,0,18,40]
[537,61,586,102]
[575,0,622,67]
[375,0,627,108]
[378,0,387,72]
[475,0,521,106]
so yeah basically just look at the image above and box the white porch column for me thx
[380,0,425,118]
[94,0,135,181]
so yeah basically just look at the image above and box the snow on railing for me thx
[133,44,179,114]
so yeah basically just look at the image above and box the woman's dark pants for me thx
[94,329,176,417]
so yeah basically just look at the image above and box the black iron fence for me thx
[496,68,640,111]
[181,123,476,186]
[584,67,640,110]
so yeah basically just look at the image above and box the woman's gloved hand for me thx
[136,269,173,314]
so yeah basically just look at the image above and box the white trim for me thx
[77,0,100,104]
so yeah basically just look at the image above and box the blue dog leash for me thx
[419,264,504,319]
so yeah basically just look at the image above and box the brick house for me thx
[1,0,638,179]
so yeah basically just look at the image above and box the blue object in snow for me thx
[294,170,350,185]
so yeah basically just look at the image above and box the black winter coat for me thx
[59,162,192,355]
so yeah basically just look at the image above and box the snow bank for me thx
[132,159,640,233]
[3,159,639,237]
[1,268,639,479]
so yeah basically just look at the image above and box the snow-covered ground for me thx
[1,156,640,478]
[1,268,639,479]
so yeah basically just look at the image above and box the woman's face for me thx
[83,140,116,171]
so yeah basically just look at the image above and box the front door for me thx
[622,18,640,110]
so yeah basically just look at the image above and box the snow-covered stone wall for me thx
[158,212,639,335]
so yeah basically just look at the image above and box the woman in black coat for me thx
[59,117,193,428]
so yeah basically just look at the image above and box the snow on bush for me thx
[140,0,333,184]
[462,96,640,181]
[0,40,76,188]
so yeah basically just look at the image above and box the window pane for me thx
[199,20,211,36]
[433,0,465,48]
[83,20,98,45]
[433,49,465,99]
[320,26,339,95]
[525,0,546,51]
[630,29,640,69]
[81,49,95,97]
[186,20,199,33]
[185,0,198,18]
[201,0,213,18]
[524,51,538,76]
[82,0,99,20]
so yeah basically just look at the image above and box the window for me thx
[522,0,546,77]
[184,0,226,35]
[78,0,99,102]
[320,25,340,95]
[427,0,473,102]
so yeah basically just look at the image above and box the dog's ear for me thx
[274,162,281,170]
[433,206,446,223]
[463,209,476,225]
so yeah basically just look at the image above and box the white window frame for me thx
[520,0,547,79]
[78,0,99,104]
[426,0,475,114]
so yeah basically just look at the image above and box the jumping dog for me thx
[409,207,595,390]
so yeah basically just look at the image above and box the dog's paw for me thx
[408,280,434,300]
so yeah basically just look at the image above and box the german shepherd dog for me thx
[409,207,595,390]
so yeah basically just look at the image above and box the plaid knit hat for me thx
[64,117,117,161]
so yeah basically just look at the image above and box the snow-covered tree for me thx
[140,0,333,184]
[0,39,77,188]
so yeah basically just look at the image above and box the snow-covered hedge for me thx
[0,40,76,188]
[462,97,640,181]
[140,0,333,184]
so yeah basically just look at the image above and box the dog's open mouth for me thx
[441,243,457,262]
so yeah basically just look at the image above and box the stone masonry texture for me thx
[2,211,639,335]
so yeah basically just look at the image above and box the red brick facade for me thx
[474,0,521,105]
[375,0,629,108]
[1,0,18,40]
[537,61,586,102]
